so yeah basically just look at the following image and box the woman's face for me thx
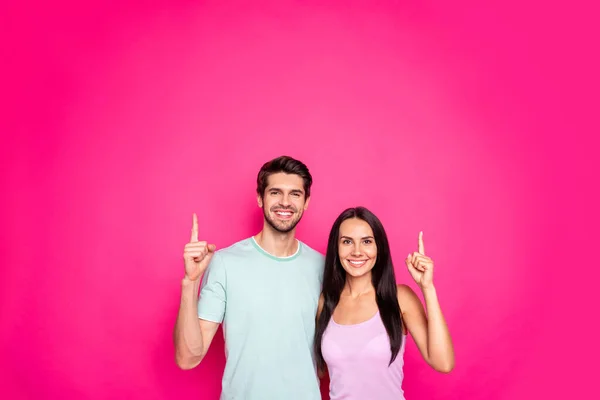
[338,218,378,278]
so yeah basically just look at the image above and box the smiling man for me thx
[173,156,324,400]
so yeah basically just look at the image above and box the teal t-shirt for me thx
[198,237,325,400]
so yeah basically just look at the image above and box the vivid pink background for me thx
[1,1,598,399]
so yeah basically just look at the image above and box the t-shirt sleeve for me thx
[197,252,227,323]
[317,252,325,287]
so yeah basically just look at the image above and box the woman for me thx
[315,207,454,399]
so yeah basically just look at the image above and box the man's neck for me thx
[253,226,298,258]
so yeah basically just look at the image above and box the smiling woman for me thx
[315,207,455,400]
[338,219,378,277]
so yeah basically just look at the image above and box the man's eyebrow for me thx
[267,187,304,194]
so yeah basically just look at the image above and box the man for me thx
[173,156,324,400]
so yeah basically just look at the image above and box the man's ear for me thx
[304,195,311,210]
[257,193,263,208]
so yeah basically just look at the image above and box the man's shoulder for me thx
[298,241,325,263]
[215,237,254,259]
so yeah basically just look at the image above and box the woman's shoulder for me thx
[396,283,420,309]
[396,283,415,296]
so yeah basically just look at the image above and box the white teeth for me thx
[349,260,366,265]
[276,211,292,216]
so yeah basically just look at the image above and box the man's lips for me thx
[273,209,294,219]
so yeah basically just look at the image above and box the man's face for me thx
[257,172,310,234]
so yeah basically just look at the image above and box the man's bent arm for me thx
[173,277,219,369]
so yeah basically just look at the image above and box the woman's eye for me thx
[364,239,372,244]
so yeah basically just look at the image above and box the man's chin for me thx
[266,219,299,234]
[271,223,295,233]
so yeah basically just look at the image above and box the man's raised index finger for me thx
[191,213,199,242]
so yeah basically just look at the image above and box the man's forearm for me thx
[174,278,204,368]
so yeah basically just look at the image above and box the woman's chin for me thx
[344,267,373,279]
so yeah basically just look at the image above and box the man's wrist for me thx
[182,276,200,287]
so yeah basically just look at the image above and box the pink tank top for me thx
[322,311,407,400]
